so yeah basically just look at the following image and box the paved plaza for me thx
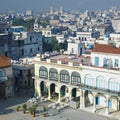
[0,88,118,120]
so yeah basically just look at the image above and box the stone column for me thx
[117,99,119,111]
[58,86,61,102]
[80,90,85,109]
[92,93,97,113]
[68,87,72,101]
[93,96,96,112]
[47,84,51,100]
[105,97,109,115]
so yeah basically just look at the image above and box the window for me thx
[21,49,24,56]
[94,57,99,66]
[60,70,70,83]
[84,75,95,87]
[30,36,32,41]
[49,68,58,81]
[114,59,119,67]
[30,48,32,53]
[71,48,74,54]
[38,47,40,51]
[71,72,80,85]
[97,77,108,89]
[39,66,48,79]
[109,81,120,92]
[103,58,107,67]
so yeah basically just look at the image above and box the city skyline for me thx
[0,0,120,13]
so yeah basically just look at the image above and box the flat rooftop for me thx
[42,54,91,66]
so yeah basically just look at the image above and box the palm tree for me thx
[22,103,27,114]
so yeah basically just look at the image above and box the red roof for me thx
[92,44,120,54]
[0,55,11,68]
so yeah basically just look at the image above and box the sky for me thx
[0,0,120,13]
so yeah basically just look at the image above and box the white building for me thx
[112,18,120,33]
[33,43,120,117]
[91,44,120,69]
[67,41,85,56]
[10,31,42,60]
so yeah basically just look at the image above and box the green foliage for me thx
[16,106,21,111]
[22,103,27,111]
[43,36,68,52]
[12,18,34,29]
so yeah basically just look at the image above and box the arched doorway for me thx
[72,88,77,98]
[70,88,80,109]
[95,93,106,109]
[60,85,66,97]
[60,85,69,103]
[108,96,119,113]
[40,81,48,97]
[84,90,94,107]
[50,83,58,101]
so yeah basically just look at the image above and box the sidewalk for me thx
[82,105,120,120]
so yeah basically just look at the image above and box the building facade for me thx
[0,56,14,98]
[33,44,120,116]
[10,31,42,60]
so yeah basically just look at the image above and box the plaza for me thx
[0,88,117,120]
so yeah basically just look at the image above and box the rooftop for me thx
[92,44,120,54]
[0,55,11,68]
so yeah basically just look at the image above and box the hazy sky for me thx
[0,0,120,13]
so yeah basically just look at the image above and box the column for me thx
[80,90,85,109]
[47,84,51,99]
[117,99,119,111]
[105,98,109,115]
[58,86,61,102]
[93,96,96,113]
[92,92,97,113]
[69,87,72,101]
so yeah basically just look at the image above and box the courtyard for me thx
[0,97,116,120]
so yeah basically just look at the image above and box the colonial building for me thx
[33,43,120,116]
[0,55,14,98]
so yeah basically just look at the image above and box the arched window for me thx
[109,78,120,92]
[39,66,48,79]
[60,70,70,83]
[49,68,58,81]
[71,72,81,85]
[84,74,96,87]
[96,76,108,89]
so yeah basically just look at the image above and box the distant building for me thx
[67,41,85,56]
[112,18,120,33]
[0,33,11,57]
[11,26,25,32]
[10,31,42,60]
[26,10,33,16]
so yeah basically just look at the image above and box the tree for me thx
[42,37,68,52]
[58,39,68,51]
[12,18,34,30]
[50,37,59,51]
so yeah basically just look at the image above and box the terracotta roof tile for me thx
[0,55,11,68]
[92,44,120,54]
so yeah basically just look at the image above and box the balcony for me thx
[79,84,120,96]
